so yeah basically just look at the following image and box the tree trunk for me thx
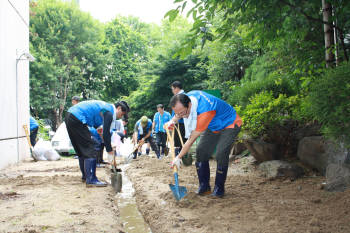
[53,109,59,131]
[57,78,69,127]
[322,0,335,68]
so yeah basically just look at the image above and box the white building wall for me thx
[0,0,30,169]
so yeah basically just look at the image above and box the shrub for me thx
[308,62,350,144]
[241,91,303,139]
[227,54,299,108]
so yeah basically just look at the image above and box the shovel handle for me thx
[112,152,117,173]
[23,125,33,148]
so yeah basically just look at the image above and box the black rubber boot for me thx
[211,165,228,198]
[78,157,86,182]
[84,158,107,187]
[195,161,211,195]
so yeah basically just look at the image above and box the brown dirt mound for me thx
[127,155,350,233]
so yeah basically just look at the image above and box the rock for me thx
[324,163,350,192]
[258,160,304,179]
[244,139,279,162]
[231,142,247,155]
[297,136,349,174]
[311,199,322,204]
[294,124,321,141]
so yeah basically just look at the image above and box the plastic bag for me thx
[111,132,122,151]
[119,138,134,158]
[44,148,61,161]
[33,139,49,161]
[33,139,60,161]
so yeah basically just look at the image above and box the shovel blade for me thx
[111,172,122,193]
[169,184,187,201]
[124,153,134,164]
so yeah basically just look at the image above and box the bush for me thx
[37,119,50,141]
[227,54,299,108]
[308,62,350,144]
[241,91,302,139]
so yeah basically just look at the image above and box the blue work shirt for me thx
[187,90,240,132]
[153,111,171,133]
[30,116,39,131]
[68,100,114,128]
[68,100,116,152]
[134,119,153,139]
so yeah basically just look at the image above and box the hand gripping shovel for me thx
[166,128,187,201]
[111,154,122,193]
[23,125,38,162]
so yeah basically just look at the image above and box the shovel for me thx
[166,128,187,201]
[23,125,38,162]
[125,140,145,163]
[111,153,122,193]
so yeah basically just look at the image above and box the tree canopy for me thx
[29,0,350,147]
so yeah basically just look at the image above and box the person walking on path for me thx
[133,116,159,159]
[65,100,129,187]
[167,91,242,197]
[152,104,171,157]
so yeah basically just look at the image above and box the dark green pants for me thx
[196,127,241,166]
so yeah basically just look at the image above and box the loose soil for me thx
[126,155,350,233]
[0,158,124,233]
[1,154,350,233]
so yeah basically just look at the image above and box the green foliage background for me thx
[29,0,350,149]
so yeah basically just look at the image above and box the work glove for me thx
[170,156,182,170]
[164,120,175,131]
[108,152,114,164]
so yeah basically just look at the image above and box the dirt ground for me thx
[126,155,350,233]
[0,158,124,233]
[1,154,350,233]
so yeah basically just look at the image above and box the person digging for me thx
[167,91,242,197]
[66,100,130,187]
[132,116,160,159]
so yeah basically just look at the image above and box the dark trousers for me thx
[65,112,97,159]
[30,127,38,147]
[156,132,167,146]
[196,127,241,166]
[174,123,187,148]
[97,143,105,164]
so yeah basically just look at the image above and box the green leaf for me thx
[181,1,187,13]
[192,9,197,20]
[164,9,179,22]
[186,7,194,18]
